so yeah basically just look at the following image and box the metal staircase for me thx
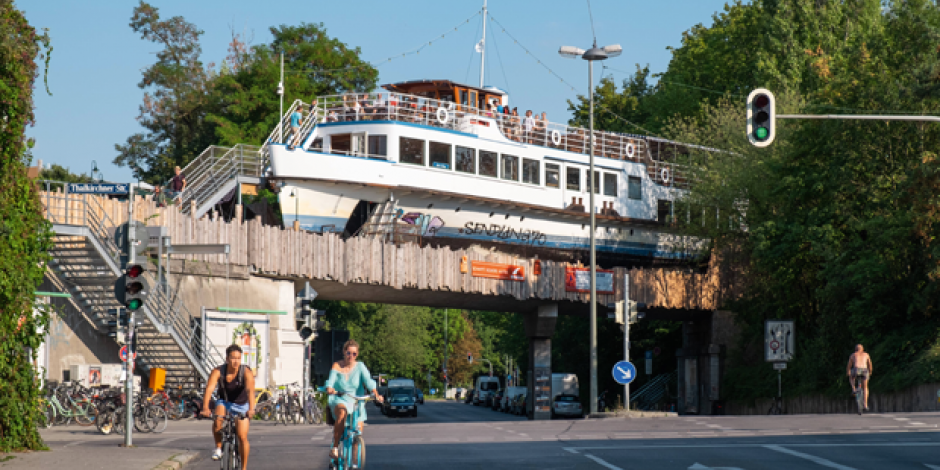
[357,199,400,241]
[43,192,225,384]
[176,99,320,219]
[630,370,677,411]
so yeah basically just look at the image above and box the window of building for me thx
[658,199,673,224]
[522,158,540,185]
[603,173,617,197]
[368,135,387,157]
[501,154,519,181]
[456,146,476,174]
[479,151,498,177]
[429,141,452,169]
[331,134,351,155]
[545,163,560,188]
[591,171,601,194]
[399,137,425,166]
[628,176,642,200]
[566,167,581,191]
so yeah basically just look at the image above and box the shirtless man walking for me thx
[846,344,873,410]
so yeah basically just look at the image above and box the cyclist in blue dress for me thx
[325,339,383,460]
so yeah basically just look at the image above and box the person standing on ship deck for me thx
[289,106,304,149]
[523,110,536,144]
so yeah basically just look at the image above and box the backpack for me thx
[218,364,245,402]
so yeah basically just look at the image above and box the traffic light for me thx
[747,88,776,147]
[114,264,150,312]
[106,308,128,342]
[468,353,473,363]
[607,301,626,324]
[628,300,648,324]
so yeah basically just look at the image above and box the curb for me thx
[153,451,198,470]
[588,411,678,419]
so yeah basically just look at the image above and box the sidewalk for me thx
[1,421,205,470]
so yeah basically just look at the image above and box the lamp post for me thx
[559,41,621,416]
[91,160,99,183]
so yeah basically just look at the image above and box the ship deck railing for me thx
[311,92,697,189]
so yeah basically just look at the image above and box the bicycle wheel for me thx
[167,399,185,421]
[113,409,126,435]
[311,402,323,425]
[135,406,152,433]
[147,405,168,433]
[277,401,288,426]
[349,435,366,470]
[855,378,864,415]
[96,408,115,435]
[222,441,235,470]
[73,400,97,426]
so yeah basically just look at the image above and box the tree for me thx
[450,313,483,387]
[207,23,378,146]
[0,0,54,451]
[114,1,214,184]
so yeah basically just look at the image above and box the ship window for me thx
[368,135,387,158]
[658,199,673,224]
[566,167,580,191]
[501,154,519,181]
[603,173,617,196]
[429,141,452,170]
[522,158,539,185]
[479,151,498,177]
[399,137,425,166]
[456,146,475,174]
[545,163,560,188]
[311,138,323,151]
[331,134,351,155]
[628,176,642,200]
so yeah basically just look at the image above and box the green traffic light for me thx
[128,298,143,310]
[755,127,769,140]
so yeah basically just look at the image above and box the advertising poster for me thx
[205,311,270,389]
[565,267,615,293]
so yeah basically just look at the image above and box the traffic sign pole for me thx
[124,196,135,448]
[623,273,630,409]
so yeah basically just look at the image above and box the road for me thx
[183,400,940,470]
[26,401,940,469]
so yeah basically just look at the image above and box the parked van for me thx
[473,376,501,406]
[501,386,527,412]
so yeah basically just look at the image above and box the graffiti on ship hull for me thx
[460,222,548,246]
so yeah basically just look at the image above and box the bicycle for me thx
[853,373,865,415]
[767,396,784,415]
[319,387,370,470]
[212,412,248,470]
[44,381,97,426]
[304,389,323,425]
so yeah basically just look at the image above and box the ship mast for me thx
[479,0,487,88]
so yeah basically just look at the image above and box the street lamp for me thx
[91,160,99,183]
[559,40,621,416]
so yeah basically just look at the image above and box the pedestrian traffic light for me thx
[628,300,647,324]
[106,308,127,342]
[116,264,150,312]
[468,353,473,363]
[746,88,776,147]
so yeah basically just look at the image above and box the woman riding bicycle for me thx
[325,339,383,460]
[201,344,255,469]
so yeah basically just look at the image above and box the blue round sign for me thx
[612,361,637,385]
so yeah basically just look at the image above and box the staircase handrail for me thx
[179,144,262,215]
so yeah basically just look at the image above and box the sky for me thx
[25,0,732,183]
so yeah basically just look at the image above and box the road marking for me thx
[562,442,940,451]
[564,448,579,454]
[923,464,940,470]
[896,418,911,421]
[310,436,324,440]
[584,453,623,470]
[153,437,179,446]
[763,445,856,470]
[689,464,745,470]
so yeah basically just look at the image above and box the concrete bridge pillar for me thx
[525,304,557,420]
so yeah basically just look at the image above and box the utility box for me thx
[149,367,166,391]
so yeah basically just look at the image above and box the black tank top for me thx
[218,365,249,405]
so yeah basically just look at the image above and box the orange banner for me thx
[471,261,525,281]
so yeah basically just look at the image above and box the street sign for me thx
[773,362,787,370]
[119,345,137,363]
[645,351,653,360]
[612,361,636,385]
[765,320,795,362]
[68,183,130,194]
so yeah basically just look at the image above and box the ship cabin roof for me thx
[382,79,506,111]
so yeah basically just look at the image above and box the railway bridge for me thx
[40,189,741,416]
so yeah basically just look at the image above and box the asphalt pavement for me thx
[7,401,940,469]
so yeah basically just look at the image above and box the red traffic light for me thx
[754,94,770,108]
[126,265,144,278]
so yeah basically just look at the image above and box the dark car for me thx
[387,394,418,417]
[415,388,425,404]
[375,386,388,408]
[491,390,504,410]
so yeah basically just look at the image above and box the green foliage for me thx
[114,3,378,184]
[652,0,940,400]
[0,0,54,451]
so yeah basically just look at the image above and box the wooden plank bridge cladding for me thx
[40,191,721,310]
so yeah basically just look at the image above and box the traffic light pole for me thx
[623,273,630,410]
[124,196,135,447]
[777,114,940,122]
